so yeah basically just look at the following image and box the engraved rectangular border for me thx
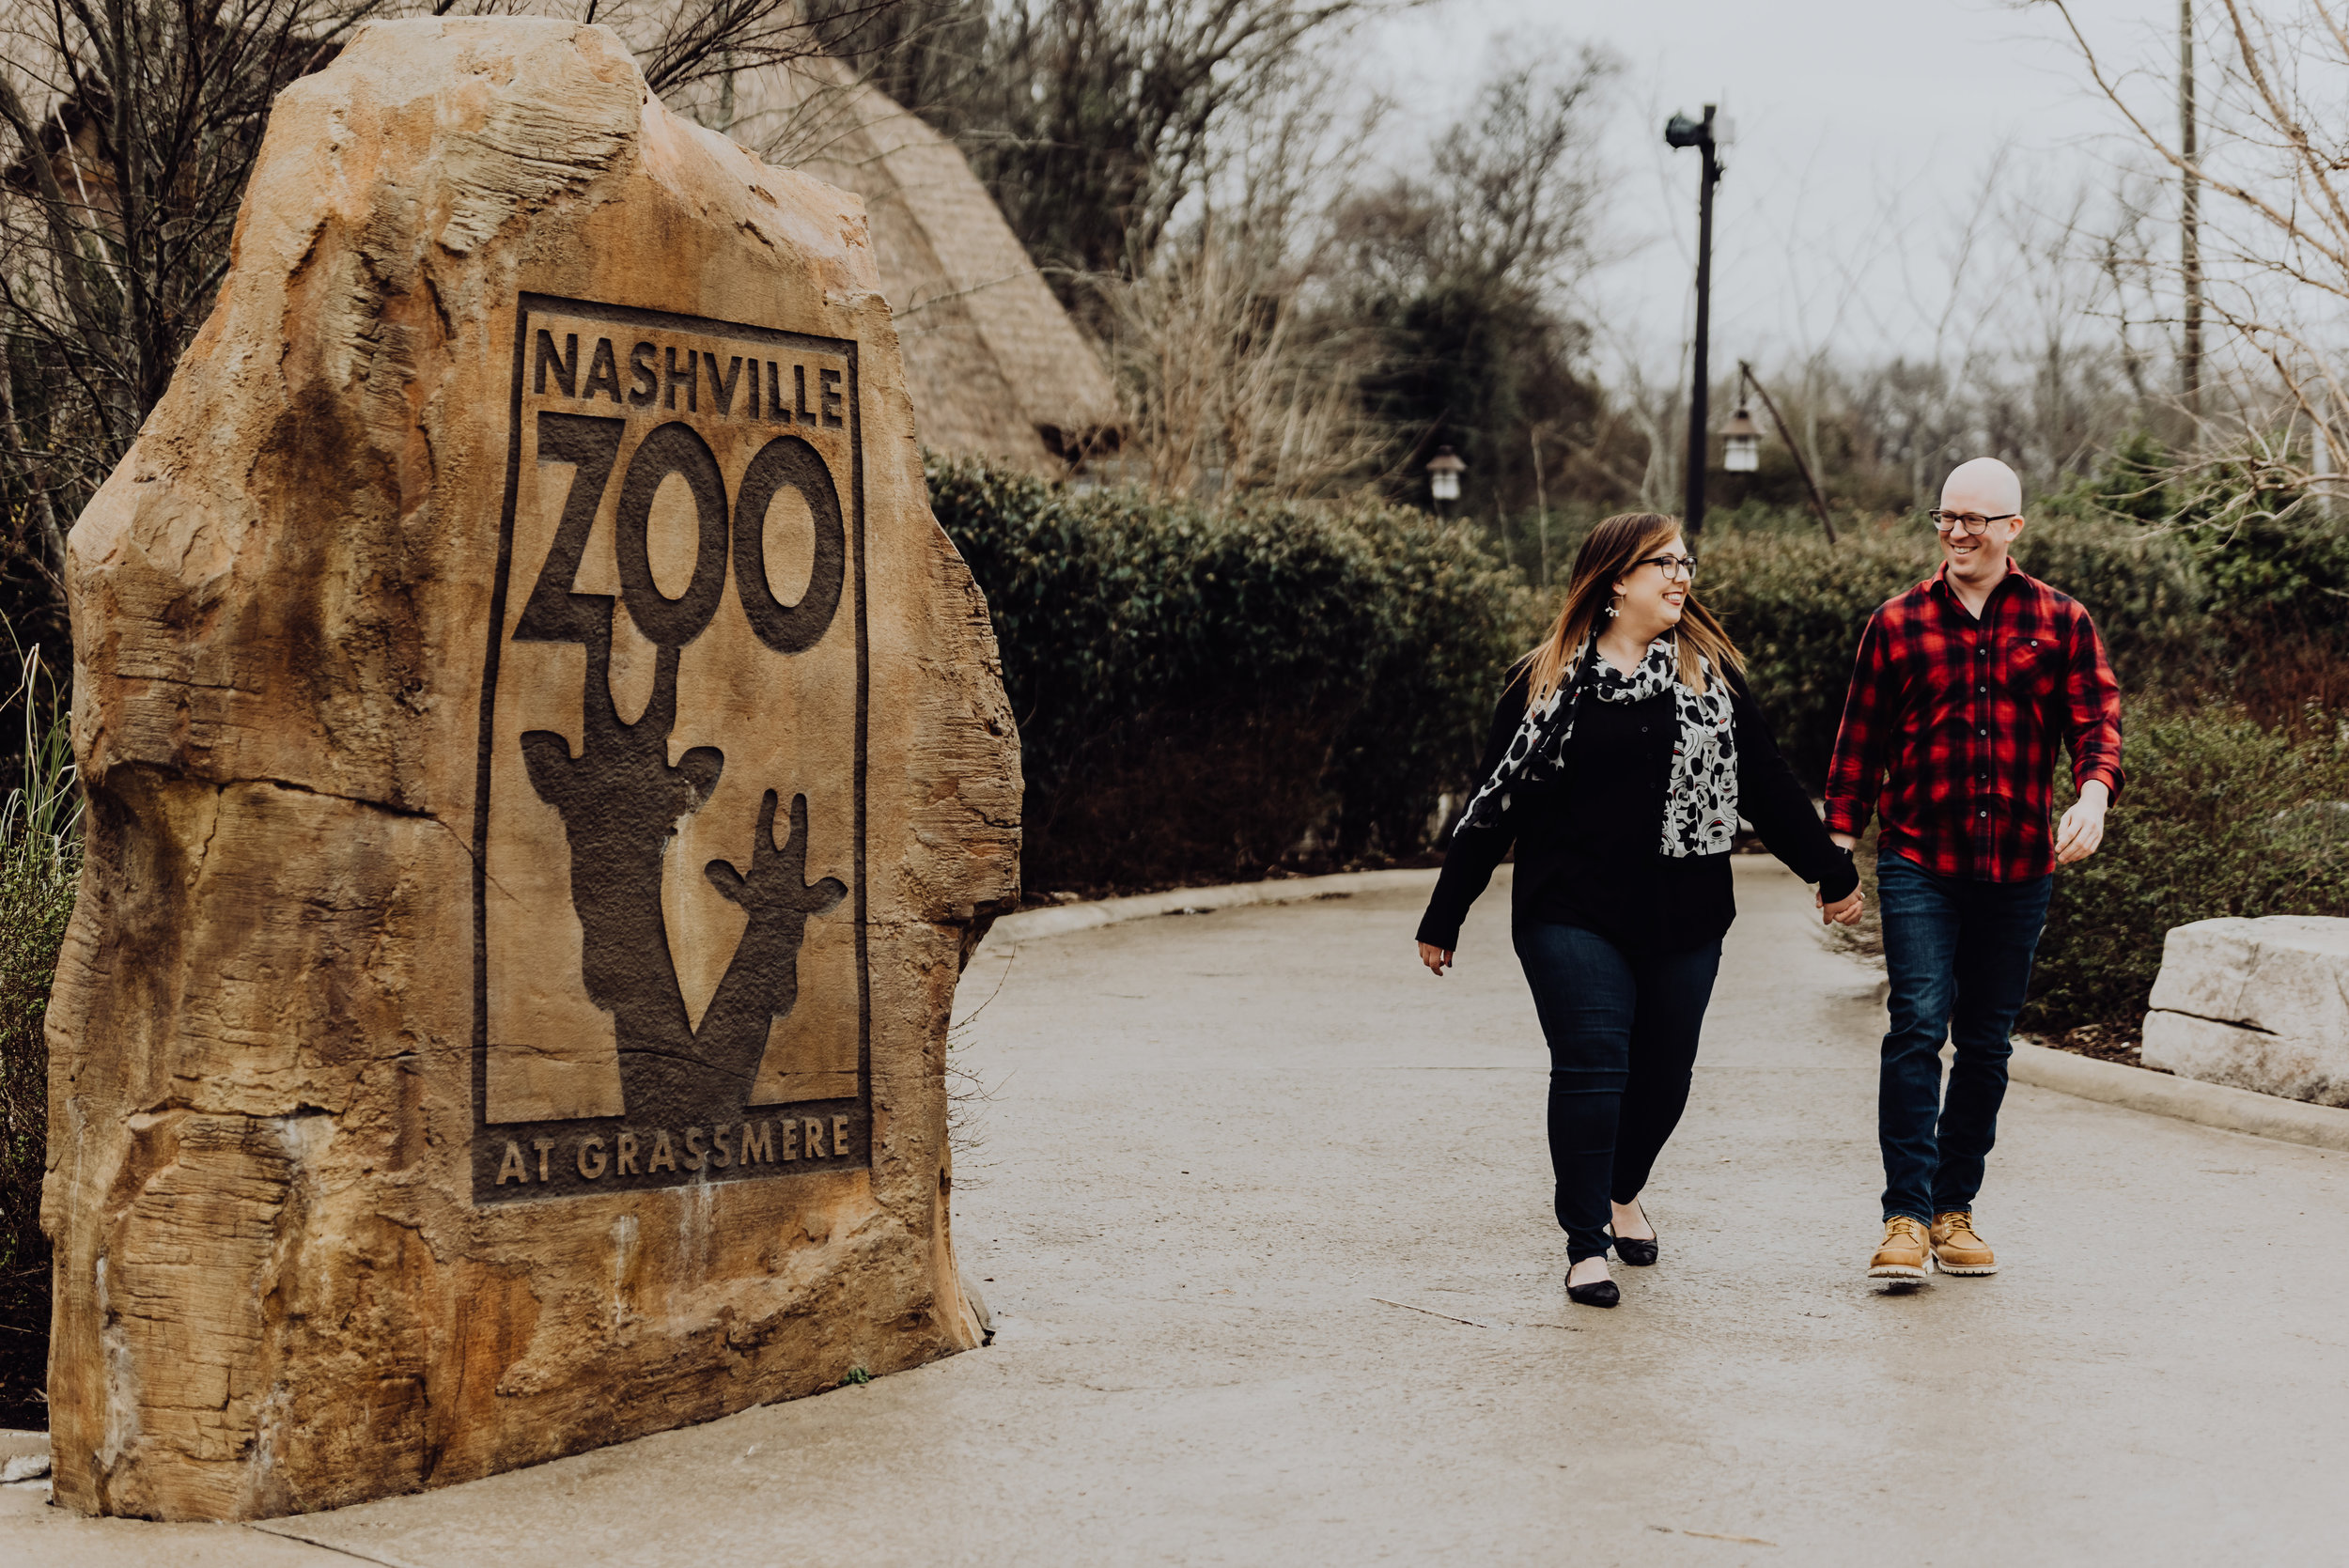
[469,292,868,1204]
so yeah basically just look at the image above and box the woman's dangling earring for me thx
[1604,595,1621,619]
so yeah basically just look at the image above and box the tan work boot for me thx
[1868,1216,1931,1281]
[1931,1211,1999,1275]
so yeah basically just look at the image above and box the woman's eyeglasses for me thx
[1928,509,2017,536]
[1636,554,1698,581]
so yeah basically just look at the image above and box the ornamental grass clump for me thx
[0,639,77,1427]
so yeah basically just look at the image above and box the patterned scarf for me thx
[1454,634,1739,856]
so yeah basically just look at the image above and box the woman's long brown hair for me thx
[1523,511,1745,707]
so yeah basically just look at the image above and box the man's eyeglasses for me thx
[1928,509,2018,536]
[1636,554,1698,581]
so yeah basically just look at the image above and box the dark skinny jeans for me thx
[1513,922,1723,1265]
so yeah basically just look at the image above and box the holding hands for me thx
[1819,832,1865,925]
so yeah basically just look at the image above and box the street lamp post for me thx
[1666,105,1724,538]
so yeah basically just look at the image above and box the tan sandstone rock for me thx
[2142,916,2349,1106]
[43,18,1019,1521]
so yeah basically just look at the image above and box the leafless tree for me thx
[0,0,878,637]
[801,0,1397,294]
[1722,147,2172,514]
[1326,47,1617,519]
[2040,0,2349,504]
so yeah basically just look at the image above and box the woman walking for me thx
[1416,513,1863,1308]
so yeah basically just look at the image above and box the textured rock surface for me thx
[2142,917,2349,1106]
[44,18,1019,1522]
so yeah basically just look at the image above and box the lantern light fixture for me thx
[1722,406,1762,473]
[1426,445,1466,505]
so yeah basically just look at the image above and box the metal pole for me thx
[1531,426,1551,587]
[1737,361,1837,546]
[1685,105,1719,539]
[2181,1,2202,425]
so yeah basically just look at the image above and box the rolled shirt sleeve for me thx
[2064,603,2125,804]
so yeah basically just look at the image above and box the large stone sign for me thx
[43,19,1019,1521]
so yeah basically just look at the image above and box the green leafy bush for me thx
[2052,428,2349,623]
[2026,704,2349,1034]
[1696,526,1932,791]
[2043,432,2349,719]
[926,458,1532,886]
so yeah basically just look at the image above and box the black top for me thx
[1416,657,1859,956]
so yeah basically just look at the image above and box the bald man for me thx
[1824,457,2124,1284]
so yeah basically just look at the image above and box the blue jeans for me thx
[1514,923,1722,1265]
[1875,853,2053,1224]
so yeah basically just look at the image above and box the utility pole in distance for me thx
[1667,105,1723,537]
[2181,1,2202,425]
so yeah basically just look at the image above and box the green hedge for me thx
[927,458,1533,886]
[2025,705,2349,1033]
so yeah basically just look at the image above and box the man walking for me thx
[1824,457,2123,1282]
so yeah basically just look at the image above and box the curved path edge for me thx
[984,865,2349,1155]
[2008,1039,2349,1153]
[983,867,1449,944]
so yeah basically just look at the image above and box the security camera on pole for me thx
[1665,104,1728,538]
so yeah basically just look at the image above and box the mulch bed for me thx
[2033,1021,2170,1074]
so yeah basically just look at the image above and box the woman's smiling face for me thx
[1613,532,1690,630]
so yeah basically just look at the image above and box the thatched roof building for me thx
[8,41,1119,472]
[691,57,1119,470]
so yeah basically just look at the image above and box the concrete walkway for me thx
[13,862,2349,1563]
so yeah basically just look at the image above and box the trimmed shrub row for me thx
[926,458,1534,888]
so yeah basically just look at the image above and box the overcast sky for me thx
[1358,0,2184,380]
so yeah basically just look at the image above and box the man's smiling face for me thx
[1937,458,2025,587]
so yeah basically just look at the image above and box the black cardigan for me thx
[1416,658,1859,955]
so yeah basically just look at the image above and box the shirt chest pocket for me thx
[2004,634,2063,700]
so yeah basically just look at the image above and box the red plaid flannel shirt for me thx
[1825,563,2124,881]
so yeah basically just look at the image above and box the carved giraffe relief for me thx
[474,295,867,1202]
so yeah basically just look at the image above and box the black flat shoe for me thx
[1565,1277,1620,1308]
[1611,1203,1659,1266]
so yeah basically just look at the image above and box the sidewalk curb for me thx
[2008,1040,2349,1155]
[981,867,1444,947]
